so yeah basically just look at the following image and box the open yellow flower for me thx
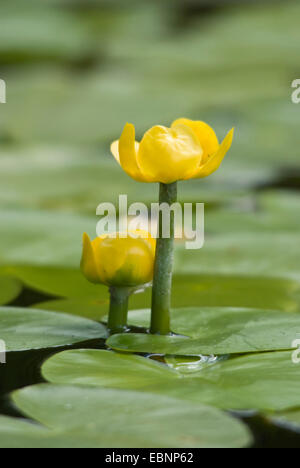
[81,231,156,288]
[111,118,234,184]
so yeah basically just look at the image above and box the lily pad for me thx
[42,349,300,411]
[206,191,300,235]
[174,233,300,281]
[0,209,95,269]
[33,299,108,321]
[28,273,300,318]
[0,3,92,63]
[0,276,22,305]
[130,274,300,313]
[4,265,108,300]
[107,307,300,355]
[0,416,82,449]
[0,307,107,352]
[43,349,178,388]
[11,384,251,448]
[268,410,300,434]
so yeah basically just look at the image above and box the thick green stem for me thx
[108,287,129,335]
[150,182,177,335]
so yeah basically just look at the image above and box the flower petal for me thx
[128,230,157,256]
[191,128,234,179]
[117,123,151,183]
[80,233,100,284]
[110,140,120,164]
[172,118,219,164]
[137,124,203,184]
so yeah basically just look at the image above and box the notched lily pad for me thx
[107,307,300,355]
[0,307,107,352]
[11,383,252,448]
[42,349,300,412]
[0,276,22,305]
[0,415,80,449]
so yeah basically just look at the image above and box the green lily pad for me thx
[107,307,300,355]
[206,191,300,235]
[174,233,300,281]
[28,273,300,319]
[0,307,107,352]
[11,384,251,448]
[0,3,92,63]
[42,349,300,412]
[0,209,95,269]
[0,276,22,305]
[4,265,108,300]
[43,349,178,388]
[0,416,82,449]
[33,299,108,321]
[268,410,300,434]
[130,274,300,313]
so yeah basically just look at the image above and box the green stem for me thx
[150,182,177,335]
[108,287,130,335]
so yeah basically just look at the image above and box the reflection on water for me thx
[165,354,229,375]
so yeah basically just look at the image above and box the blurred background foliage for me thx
[0,0,299,287]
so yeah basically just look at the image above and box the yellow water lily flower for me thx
[111,118,234,184]
[81,231,156,288]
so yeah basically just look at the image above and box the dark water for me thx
[1,287,300,448]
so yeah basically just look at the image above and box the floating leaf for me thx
[107,307,300,355]
[33,299,108,321]
[0,307,107,352]
[131,274,300,313]
[42,349,300,411]
[30,273,300,319]
[11,383,251,448]
[268,410,300,434]
[206,191,300,235]
[0,145,246,216]
[0,1,93,63]
[4,265,107,300]
[42,349,178,388]
[0,276,22,305]
[175,233,300,281]
[0,416,81,449]
[0,209,95,269]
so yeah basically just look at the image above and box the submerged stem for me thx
[108,287,130,335]
[150,182,177,335]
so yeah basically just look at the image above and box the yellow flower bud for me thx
[111,119,234,184]
[81,231,156,288]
